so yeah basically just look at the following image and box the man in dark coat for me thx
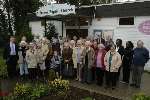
[116,39,124,81]
[131,40,149,88]
[3,36,19,78]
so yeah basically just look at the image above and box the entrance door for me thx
[66,29,88,39]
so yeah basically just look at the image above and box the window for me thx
[119,17,134,25]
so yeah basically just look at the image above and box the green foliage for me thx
[3,0,43,36]
[0,9,9,44]
[15,30,34,43]
[46,23,56,40]
[13,83,33,100]
[82,97,93,100]
[30,84,49,99]
[5,78,70,100]
[12,83,49,100]
[0,49,8,79]
[48,78,70,95]
[133,93,150,100]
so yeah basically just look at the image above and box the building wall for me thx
[89,16,150,70]
[29,16,150,70]
[29,21,44,37]
[29,20,65,38]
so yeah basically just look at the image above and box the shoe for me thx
[135,85,140,88]
[104,86,109,89]
[130,84,136,87]
[112,87,116,90]
[120,81,129,84]
[75,77,78,81]
[97,83,102,86]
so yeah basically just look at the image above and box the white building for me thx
[29,1,150,70]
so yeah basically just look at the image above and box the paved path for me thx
[70,72,150,100]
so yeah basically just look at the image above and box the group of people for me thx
[3,35,149,90]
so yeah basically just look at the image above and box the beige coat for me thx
[72,47,84,68]
[26,50,37,68]
[104,51,122,72]
[41,44,49,60]
[36,48,44,64]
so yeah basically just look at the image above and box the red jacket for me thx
[95,49,107,70]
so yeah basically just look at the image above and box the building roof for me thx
[28,1,150,22]
[95,1,150,17]
[77,1,150,18]
[27,13,64,21]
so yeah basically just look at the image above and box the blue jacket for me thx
[132,47,149,66]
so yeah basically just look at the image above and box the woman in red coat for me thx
[95,44,107,86]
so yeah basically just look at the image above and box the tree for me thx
[2,0,43,36]
[11,0,43,36]
[46,23,56,40]
[0,1,9,45]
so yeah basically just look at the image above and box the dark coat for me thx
[117,46,125,58]
[132,47,149,66]
[3,43,19,63]
[62,47,73,64]
[122,48,133,68]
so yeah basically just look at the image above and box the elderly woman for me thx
[95,44,107,86]
[18,41,28,79]
[72,40,84,81]
[62,42,73,78]
[104,44,122,89]
[82,41,95,84]
[26,43,38,81]
[40,38,49,70]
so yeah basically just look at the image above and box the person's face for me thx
[126,42,130,48]
[110,46,116,52]
[21,43,26,47]
[116,40,120,46]
[64,44,69,49]
[93,42,97,47]
[54,51,58,56]
[85,42,90,48]
[73,36,77,40]
[137,41,143,48]
[70,42,75,46]
[22,37,27,41]
[98,45,104,50]
[10,37,16,43]
[77,43,81,47]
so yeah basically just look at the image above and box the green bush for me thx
[133,93,150,100]
[30,84,49,99]
[0,49,8,79]
[48,78,70,96]
[6,79,70,100]
[15,31,34,43]
[13,83,33,100]
[82,97,93,100]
